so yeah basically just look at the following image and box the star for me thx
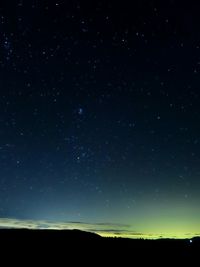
[78,108,83,115]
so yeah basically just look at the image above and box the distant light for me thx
[189,239,193,243]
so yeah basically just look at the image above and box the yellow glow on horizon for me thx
[98,232,197,239]
[0,217,199,239]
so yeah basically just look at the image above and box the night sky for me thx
[0,1,200,238]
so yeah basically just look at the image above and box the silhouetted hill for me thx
[0,229,199,262]
[0,228,101,240]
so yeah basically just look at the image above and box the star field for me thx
[0,1,200,238]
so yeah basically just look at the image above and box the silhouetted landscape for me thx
[1,229,199,258]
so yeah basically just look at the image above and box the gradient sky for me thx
[0,1,200,238]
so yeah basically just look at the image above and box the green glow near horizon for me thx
[0,217,199,239]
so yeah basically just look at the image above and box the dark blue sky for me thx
[0,0,200,238]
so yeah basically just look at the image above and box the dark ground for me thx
[0,229,199,263]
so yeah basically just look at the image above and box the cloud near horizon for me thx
[0,218,146,238]
[0,218,198,239]
[0,217,131,234]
